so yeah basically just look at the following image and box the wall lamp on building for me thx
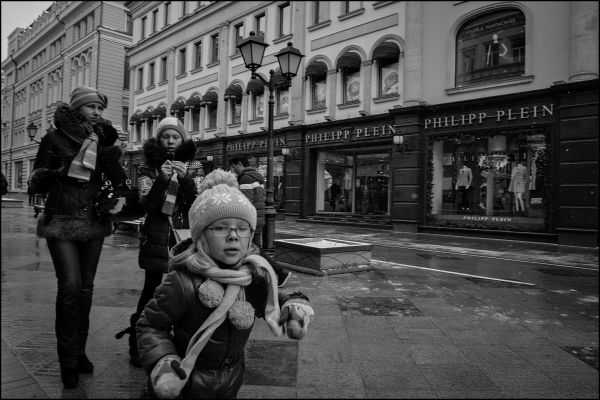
[324,115,335,122]
[27,122,40,144]
[393,133,407,153]
[358,110,370,117]
[237,30,304,252]
[281,146,290,158]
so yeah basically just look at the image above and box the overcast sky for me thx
[1,1,54,61]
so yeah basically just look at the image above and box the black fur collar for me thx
[53,103,118,146]
[142,137,197,169]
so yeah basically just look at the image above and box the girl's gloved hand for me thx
[279,292,314,340]
[150,355,186,399]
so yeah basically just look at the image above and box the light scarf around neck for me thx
[67,131,98,182]
[171,244,283,378]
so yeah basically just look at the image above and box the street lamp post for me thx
[27,122,40,144]
[237,31,304,252]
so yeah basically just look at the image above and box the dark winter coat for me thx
[237,167,265,227]
[136,240,272,397]
[137,137,198,273]
[30,104,127,241]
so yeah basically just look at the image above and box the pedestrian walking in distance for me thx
[28,86,128,389]
[229,155,292,287]
[136,169,314,399]
[116,117,199,367]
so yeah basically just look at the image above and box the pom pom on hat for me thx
[70,86,108,110]
[156,117,188,141]
[188,169,257,243]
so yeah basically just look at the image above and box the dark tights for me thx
[136,270,164,315]
[47,237,104,368]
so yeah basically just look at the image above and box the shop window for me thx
[251,92,264,120]
[378,59,398,97]
[276,87,289,116]
[247,155,285,206]
[306,61,328,110]
[316,151,390,214]
[342,67,360,103]
[456,9,526,86]
[426,130,550,232]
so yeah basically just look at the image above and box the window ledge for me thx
[248,118,264,125]
[338,8,365,22]
[373,1,395,9]
[338,101,360,109]
[146,84,156,90]
[227,122,242,128]
[158,80,168,86]
[273,34,293,45]
[206,61,220,68]
[191,67,203,74]
[176,72,188,79]
[307,20,331,32]
[135,89,144,94]
[307,107,327,114]
[446,75,534,94]
[229,52,242,60]
[274,114,289,120]
[373,94,399,103]
[205,127,217,133]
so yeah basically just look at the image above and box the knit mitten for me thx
[150,355,186,399]
[279,292,314,340]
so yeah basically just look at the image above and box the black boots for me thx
[77,354,94,373]
[61,367,79,388]
[116,313,141,367]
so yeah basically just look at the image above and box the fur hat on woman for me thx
[188,169,257,244]
[156,117,188,141]
[70,86,108,110]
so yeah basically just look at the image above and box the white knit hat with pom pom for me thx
[188,168,257,243]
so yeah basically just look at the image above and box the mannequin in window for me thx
[486,33,508,66]
[509,162,528,215]
[455,164,473,213]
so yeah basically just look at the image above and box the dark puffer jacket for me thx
[30,103,127,241]
[136,241,271,396]
[237,167,265,227]
[137,137,198,273]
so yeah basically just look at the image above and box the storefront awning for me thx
[372,42,401,60]
[273,68,290,89]
[336,52,361,70]
[129,111,142,125]
[186,94,202,109]
[200,91,218,107]
[246,76,265,94]
[151,104,166,118]
[224,83,243,102]
[305,61,328,78]
[141,108,153,120]
[170,99,186,115]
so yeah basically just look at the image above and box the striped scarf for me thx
[161,173,179,216]
[67,132,98,182]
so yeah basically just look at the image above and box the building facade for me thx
[3,1,597,248]
[1,1,132,194]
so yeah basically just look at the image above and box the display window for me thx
[316,150,390,214]
[426,129,550,232]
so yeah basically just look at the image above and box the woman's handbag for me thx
[95,178,134,219]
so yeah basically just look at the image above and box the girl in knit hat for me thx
[116,116,202,367]
[136,169,314,399]
[28,86,128,389]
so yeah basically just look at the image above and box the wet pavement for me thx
[1,199,598,399]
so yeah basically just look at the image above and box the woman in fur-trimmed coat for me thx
[28,86,127,389]
[116,117,200,368]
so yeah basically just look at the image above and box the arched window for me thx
[224,83,243,125]
[247,77,265,121]
[305,61,328,110]
[372,42,400,97]
[201,91,218,129]
[337,52,361,104]
[456,9,525,86]
[273,69,289,116]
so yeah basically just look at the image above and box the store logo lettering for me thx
[305,124,397,144]
[226,138,286,152]
[424,104,553,130]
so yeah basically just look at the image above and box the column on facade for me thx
[143,118,151,141]
[403,1,423,106]
[361,60,373,115]
[216,22,230,135]
[241,92,249,133]
[199,106,206,141]
[289,0,306,124]
[152,116,159,136]
[327,69,337,119]
[569,1,599,82]
[184,106,191,132]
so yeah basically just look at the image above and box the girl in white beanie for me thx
[116,116,202,367]
[136,169,314,399]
